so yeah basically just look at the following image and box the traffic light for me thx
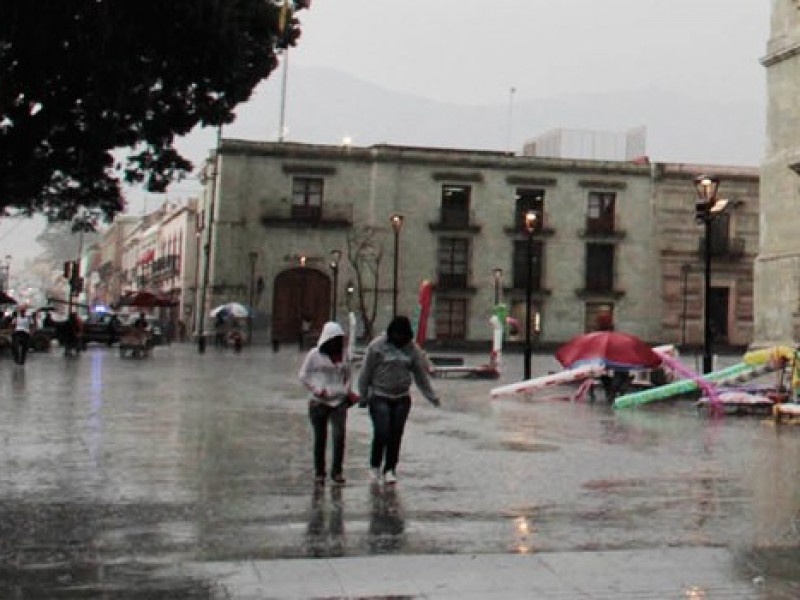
[695,200,709,224]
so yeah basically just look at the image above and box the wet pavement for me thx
[1,344,799,598]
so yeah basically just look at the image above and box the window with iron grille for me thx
[514,188,544,232]
[437,237,469,289]
[512,239,543,290]
[586,191,615,233]
[585,243,614,291]
[708,213,731,256]
[436,297,467,340]
[441,185,470,228]
[291,177,324,220]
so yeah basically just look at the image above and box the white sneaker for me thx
[369,468,382,482]
[383,470,398,484]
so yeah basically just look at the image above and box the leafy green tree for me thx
[0,0,306,222]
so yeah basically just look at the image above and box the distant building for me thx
[523,127,647,162]
[195,140,758,350]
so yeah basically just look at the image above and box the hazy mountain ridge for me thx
[207,66,765,167]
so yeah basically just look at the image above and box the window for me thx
[585,244,614,291]
[291,177,324,220]
[512,239,543,290]
[708,213,731,256]
[437,238,469,289]
[436,298,467,340]
[514,188,544,232]
[584,302,614,333]
[441,185,470,228]
[586,191,615,233]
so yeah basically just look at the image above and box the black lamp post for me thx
[693,174,729,374]
[329,249,341,321]
[523,210,537,379]
[248,252,258,309]
[680,264,691,348]
[390,214,404,317]
[492,268,503,306]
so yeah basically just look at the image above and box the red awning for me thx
[139,249,155,264]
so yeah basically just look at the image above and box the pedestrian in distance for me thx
[298,321,359,486]
[357,315,440,485]
[10,307,33,365]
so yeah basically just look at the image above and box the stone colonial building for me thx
[197,140,759,350]
[754,0,800,346]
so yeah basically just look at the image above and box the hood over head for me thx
[316,321,345,348]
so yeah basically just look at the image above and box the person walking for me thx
[298,321,359,486]
[10,307,33,365]
[357,315,440,484]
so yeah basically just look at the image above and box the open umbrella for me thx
[117,290,175,308]
[210,302,249,318]
[555,331,662,370]
[0,290,16,305]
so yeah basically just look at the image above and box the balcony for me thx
[698,236,746,258]
[578,225,626,241]
[428,211,482,233]
[260,203,353,229]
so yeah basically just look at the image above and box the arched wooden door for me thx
[272,268,331,343]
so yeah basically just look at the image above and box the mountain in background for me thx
[180,66,766,167]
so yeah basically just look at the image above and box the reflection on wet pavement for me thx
[0,346,800,596]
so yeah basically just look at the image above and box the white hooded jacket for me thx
[298,322,352,406]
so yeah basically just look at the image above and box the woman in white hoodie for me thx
[298,322,359,485]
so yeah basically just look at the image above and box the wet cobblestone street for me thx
[1,344,799,597]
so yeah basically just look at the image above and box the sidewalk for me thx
[177,548,760,599]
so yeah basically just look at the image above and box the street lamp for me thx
[681,264,691,348]
[248,251,258,309]
[329,249,341,321]
[693,174,730,374]
[523,210,537,379]
[390,214,404,317]
[492,268,503,306]
[345,280,355,312]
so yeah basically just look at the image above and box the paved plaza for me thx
[0,344,799,598]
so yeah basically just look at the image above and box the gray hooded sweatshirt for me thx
[298,322,352,407]
[357,334,439,404]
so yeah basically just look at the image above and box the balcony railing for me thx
[261,203,353,228]
[698,236,745,258]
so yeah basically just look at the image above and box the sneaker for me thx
[383,470,398,484]
[331,474,346,485]
[369,467,382,482]
[314,475,326,486]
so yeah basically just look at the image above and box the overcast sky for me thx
[292,0,768,107]
[0,1,772,263]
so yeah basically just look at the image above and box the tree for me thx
[346,226,385,341]
[0,0,307,222]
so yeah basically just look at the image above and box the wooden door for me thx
[271,268,330,343]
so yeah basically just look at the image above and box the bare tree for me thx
[346,226,385,341]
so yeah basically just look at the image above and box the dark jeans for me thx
[308,401,348,478]
[11,331,30,365]
[369,395,411,473]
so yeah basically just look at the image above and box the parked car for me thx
[80,312,123,348]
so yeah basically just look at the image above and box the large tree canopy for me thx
[0,0,306,222]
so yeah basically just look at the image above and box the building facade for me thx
[197,140,759,350]
[754,0,800,346]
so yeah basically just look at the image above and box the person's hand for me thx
[314,388,328,399]
[347,391,360,406]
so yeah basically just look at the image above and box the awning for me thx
[139,249,155,264]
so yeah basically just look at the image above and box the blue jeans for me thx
[308,401,348,478]
[369,395,411,473]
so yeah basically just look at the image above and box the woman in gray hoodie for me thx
[298,322,358,485]
[357,316,440,484]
